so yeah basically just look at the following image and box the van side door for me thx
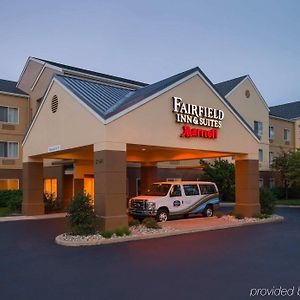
[182,184,200,207]
[169,184,185,213]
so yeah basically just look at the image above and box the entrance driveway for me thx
[1,208,300,300]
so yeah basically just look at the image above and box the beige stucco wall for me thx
[226,78,269,170]
[18,59,63,118]
[23,74,259,162]
[0,93,29,169]
[106,75,259,159]
[269,116,295,158]
[294,118,300,149]
[23,80,106,160]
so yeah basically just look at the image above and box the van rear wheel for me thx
[203,206,213,217]
[156,209,169,222]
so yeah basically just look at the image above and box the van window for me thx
[183,184,199,196]
[170,184,182,197]
[199,184,217,195]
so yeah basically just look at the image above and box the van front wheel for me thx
[203,206,213,217]
[156,209,169,222]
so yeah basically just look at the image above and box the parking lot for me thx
[0,207,300,300]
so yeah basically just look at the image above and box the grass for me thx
[0,207,10,217]
[275,199,300,206]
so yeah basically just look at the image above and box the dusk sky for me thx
[1,0,299,106]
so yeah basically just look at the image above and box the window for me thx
[254,121,263,139]
[269,126,275,140]
[183,184,199,196]
[199,184,217,195]
[259,149,263,162]
[166,178,182,182]
[259,178,264,188]
[284,128,291,142]
[0,179,19,190]
[269,152,274,165]
[44,178,57,199]
[0,106,19,124]
[0,141,18,158]
[269,178,275,188]
[170,185,182,197]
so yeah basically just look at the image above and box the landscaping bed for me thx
[55,214,284,247]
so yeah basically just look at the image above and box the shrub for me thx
[0,190,22,208]
[215,211,223,218]
[44,192,61,212]
[260,188,276,215]
[142,217,161,229]
[67,193,98,235]
[115,227,131,237]
[252,212,270,219]
[101,230,113,239]
[7,192,22,213]
[233,212,244,220]
[129,219,140,227]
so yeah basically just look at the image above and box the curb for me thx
[55,215,284,247]
[275,205,300,208]
[0,213,67,222]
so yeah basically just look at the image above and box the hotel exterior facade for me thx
[0,57,299,229]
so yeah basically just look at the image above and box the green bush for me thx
[252,212,270,219]
[142,217,161,229]
[67,193,98,235]
[215,211,223,218]
[115,227,131,237]
[44,192,61,212]
[101,230,113,239]
[129,219,140,227]
[233,212,244,220]
[0,190,22,208]
[270,187,300,200]
[260,188,276,215]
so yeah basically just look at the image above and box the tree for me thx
[272,149,300,199]
[200,159,235,202]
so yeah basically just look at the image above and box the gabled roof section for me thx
[55,75,133,120]
[270,100,300,120]
[214,75,247,97]
[24,66,260,145]
[32,57,148,88]
[0,79,28,97]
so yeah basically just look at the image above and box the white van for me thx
[128,181,220,222]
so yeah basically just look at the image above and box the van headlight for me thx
[146,202,156,210]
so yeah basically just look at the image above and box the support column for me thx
[141,163,157,194]
[22,159,44,215]
[235,159,260,217]
[94,149,128,230]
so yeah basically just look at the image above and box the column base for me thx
[234,203,260,217]
[22,203,45,216]
[99,214,129,231]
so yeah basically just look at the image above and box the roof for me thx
[24,66,260,145]
[0,79,28,96]
[269,100,300,120]
[54,67,257,138]
[32,57,147,88]
[214,75,247,96]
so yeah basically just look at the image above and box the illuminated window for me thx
[44,178,57,199]
[0,179,19,190]
[84,176,94,206]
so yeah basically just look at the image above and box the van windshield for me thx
[145,184,171,196]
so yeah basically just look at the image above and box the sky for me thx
[0,0,299,106]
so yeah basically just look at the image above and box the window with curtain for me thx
[0,106,19,124]
[0,141,18,158]
[254,121,263,139]
[44,179,58,199]
[0,179,19,190]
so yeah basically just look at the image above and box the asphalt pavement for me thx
[0,207,300,300]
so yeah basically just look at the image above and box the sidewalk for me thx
[0,213,66,222]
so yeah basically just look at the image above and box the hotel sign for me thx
[172,97,224,139]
